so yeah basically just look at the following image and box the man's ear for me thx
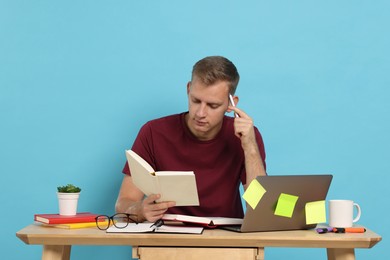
[233,95,239,106]
[227,95,239,112]
[186,81,191,95]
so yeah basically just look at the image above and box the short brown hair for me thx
[191,56,240,94]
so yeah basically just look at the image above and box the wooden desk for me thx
[16,224,381,260]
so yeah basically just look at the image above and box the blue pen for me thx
[316,227,333,234]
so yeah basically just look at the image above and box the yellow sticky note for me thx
[274,193,299,218]
[305,200,326,224]
[242,179,266,210]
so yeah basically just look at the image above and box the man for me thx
[116,56,266,223]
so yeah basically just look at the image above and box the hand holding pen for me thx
[228,94,256,142]
[229,94,240,118]
[228,93,267,179]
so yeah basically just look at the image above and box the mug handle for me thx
[352,203,361,223]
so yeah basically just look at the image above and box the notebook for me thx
[223,174,333,233]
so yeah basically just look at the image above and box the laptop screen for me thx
[238,174,332,233]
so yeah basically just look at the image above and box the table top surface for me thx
[16,223,382,249]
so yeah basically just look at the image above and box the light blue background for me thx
[1,1,388,259]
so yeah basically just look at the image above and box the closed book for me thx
[34,212,99,224]
[126,149,199,206]
[162,214,243,228]
[41,221,105,229]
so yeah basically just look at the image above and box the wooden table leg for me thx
[256,247,265,260]
[42,245,71,260]
[327,248,355,260]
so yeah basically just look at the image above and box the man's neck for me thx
[184,113,223,141]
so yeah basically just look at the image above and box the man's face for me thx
[186,78,230,141]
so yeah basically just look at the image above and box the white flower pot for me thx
[57,192,80,216]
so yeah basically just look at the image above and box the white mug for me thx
[328,200,361,228]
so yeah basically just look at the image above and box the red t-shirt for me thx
[123,112,266,218]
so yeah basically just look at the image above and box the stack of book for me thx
[34,212,103,229]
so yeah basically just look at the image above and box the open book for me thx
[106,223,203,234]
[125,150,199,206]
[163,214,243,228]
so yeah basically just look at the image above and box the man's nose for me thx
[196,104,207,117]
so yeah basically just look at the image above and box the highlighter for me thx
[316,227,333,234]
[333,227,366,233]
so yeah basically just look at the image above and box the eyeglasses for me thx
[95,213,138,230]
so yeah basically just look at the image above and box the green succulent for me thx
[57,184,81,193]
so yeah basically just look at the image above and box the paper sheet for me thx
[242,179,266,210]
[305,200,326,224]
[274,193,299,218]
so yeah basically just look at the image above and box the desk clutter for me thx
[34,212,106,229]
[33,212,205,233]
[316,227,366,234]
[34,175,363,234]
[106,222,204,234]
[17,223,382,260]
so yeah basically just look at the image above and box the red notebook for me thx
[34,212,100,224]
[162,214,243,228]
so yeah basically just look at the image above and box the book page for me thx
[126,150,155,173]
[162,214,243,226]
[126,150,160,196]
[163,214,211,224]
[155,171,194,176]
[106,223,203,234]
[157,173,199,206]
[126,150,199,206]
[156,225,203,234]
[106,223,154,233]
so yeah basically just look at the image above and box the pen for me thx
[150,219,164,230]
[333,227,366,233]
[229,94,239,118]
[316,227,333,234]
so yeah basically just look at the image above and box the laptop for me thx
[223,174,333,233]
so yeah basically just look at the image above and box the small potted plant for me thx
[57,184,81,216]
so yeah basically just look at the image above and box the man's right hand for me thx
[141,194,176,222]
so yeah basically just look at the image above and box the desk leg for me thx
[256,247,264,260]
[327,248,355,260]
[42,245,71,260]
